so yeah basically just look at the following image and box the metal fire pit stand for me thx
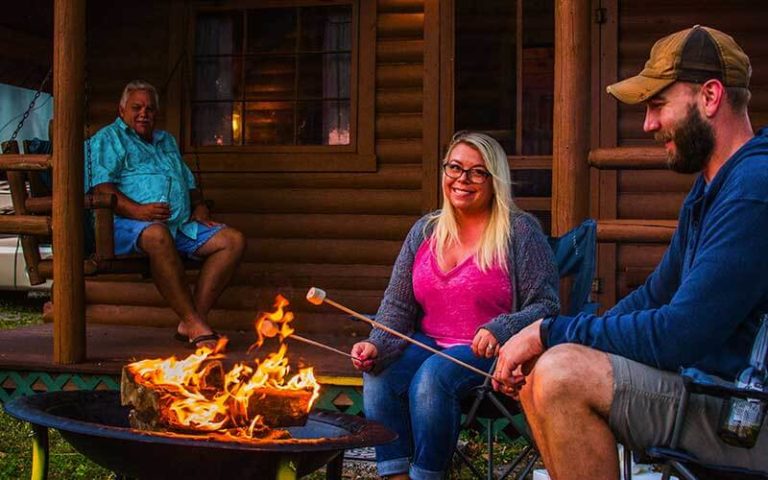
[6,391,395,480]
[24,428,318,480]
[30,425,49,480]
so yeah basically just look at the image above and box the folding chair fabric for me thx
[456,218,599,479]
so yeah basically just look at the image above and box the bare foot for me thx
[176,316,219,349]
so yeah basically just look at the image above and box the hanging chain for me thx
[9,67,53,142]
[84,13,93,196]
[85,64,93,194]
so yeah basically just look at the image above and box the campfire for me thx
[121,295,321,441]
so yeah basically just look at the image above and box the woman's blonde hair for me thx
[428,131,519,271]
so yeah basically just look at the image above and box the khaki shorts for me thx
[608,354,768,471]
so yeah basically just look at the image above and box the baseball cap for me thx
[606,25,751,104]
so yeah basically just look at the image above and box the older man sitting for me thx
[87,80,246,349]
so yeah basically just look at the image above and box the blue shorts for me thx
[113,218,226,258]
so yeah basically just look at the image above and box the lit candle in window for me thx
[327,128,350,145]
[232,111,241,144]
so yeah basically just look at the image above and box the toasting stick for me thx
[288,333,363,362]
[258,319,363,362]
[306,287,502,382]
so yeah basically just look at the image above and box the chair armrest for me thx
[681,368,768,402]
[85,193,117,210]
[87,193,117,260]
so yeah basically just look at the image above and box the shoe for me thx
[174,331,222,349]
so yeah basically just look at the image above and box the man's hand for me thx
[471,328,499,358]
[130,202,170,222]
[190,203,219,227]
[350,341,378,372]
[493,319,546,397]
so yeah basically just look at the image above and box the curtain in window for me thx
[194,15,237,145]
[322,13,350,145]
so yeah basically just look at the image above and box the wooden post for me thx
[53,0,86,363]
[422,0,441,212]
[551,0,591,235]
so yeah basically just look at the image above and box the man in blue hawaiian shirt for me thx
[88,80,246,349]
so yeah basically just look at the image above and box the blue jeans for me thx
[363,332,494,480]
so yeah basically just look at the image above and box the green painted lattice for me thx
[0,370,119,403]
[0,369,362,413]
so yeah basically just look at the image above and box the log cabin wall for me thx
[82,0,430,336]
[599,0,768,304]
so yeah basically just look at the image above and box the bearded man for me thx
[493,26,768,478]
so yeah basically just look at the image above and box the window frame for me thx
[182,0,376,172]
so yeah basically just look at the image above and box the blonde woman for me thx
[350,131,559,480]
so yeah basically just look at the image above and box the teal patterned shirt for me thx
[86,117,198,239]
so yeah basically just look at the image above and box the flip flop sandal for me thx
[174,331,221,349]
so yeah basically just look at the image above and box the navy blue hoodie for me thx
[542,127,768,379]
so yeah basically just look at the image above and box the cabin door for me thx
[439,0,555,233]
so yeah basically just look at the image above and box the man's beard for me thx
[655,105,715,174]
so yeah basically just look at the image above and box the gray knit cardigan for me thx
[366,210,560,374]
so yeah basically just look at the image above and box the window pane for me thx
[297,101,350,145]
[244,101,295,145]
[298,53,350,98]
[453,0,517,153]
[244,56,296,100]
[247,9,297,53]
[300,6,352,51]
[511,169,552,197]
[195,12,242,55]
[195,58,242,101]
[192,6,354,147]
[192,102,239,146]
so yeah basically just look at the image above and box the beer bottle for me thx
[717,313,768,448]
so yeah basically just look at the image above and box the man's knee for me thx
[138,224,175,254]
[522,344,612,411]
[224,227,246,255]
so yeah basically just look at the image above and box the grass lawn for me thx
[0,292,113,480]
[0,292,536,479]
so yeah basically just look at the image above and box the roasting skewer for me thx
[288,333,363,362]
[258,319,364,362]
[306,287,506,383]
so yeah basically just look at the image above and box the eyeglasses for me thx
[442,163,492,184]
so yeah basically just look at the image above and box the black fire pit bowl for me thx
[5,390,395,479]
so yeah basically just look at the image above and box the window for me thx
[185,1,375,172]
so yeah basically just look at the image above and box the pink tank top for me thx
[413,240,514,347]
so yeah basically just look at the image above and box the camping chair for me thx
[632,367,768,480]
[455,218,598,480]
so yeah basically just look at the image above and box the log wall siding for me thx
[609,0,768,296]
[83,0,428,332]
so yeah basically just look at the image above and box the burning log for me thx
[242,387,314,428]
[121,360,229,433]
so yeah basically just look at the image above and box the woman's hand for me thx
[471,328,499,358]
[351,341,378,372]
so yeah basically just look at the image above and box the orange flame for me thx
[126,296,320,439]
[251,294,295,350]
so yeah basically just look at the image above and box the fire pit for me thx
[5,390,395,480]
